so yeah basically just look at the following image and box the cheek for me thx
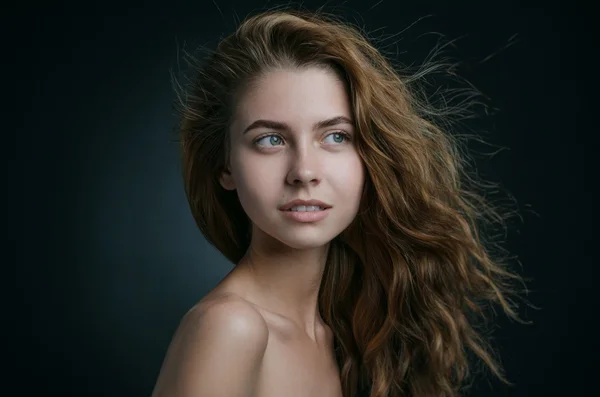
[232,156,280,211]
[332,154,365,193]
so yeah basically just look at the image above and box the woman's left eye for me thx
[323,132,350,144]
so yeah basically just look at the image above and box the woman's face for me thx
[221,67,365,250]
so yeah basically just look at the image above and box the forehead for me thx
[232,67,352,131]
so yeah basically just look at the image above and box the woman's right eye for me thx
[254,134,283,147]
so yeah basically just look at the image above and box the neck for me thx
[236,231,330,338]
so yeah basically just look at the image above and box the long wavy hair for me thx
[174,7,531,397]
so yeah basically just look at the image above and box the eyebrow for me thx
[242,115,354,135]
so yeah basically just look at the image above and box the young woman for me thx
[152,8,530,397]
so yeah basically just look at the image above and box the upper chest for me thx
[254,321,343,397]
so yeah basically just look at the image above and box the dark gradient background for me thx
[9,0,595,396]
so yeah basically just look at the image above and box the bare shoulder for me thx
[151,294,269,397]
[187,292,269,335]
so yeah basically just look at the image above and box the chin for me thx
[282,240,332,250]
[250,217,345,250]
[273,230,336,250]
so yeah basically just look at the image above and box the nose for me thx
[285,144,321,186]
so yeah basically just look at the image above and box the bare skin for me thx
[152,67,362,396]
[151,265,343,397]
[209,265,342,397]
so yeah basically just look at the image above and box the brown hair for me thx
[174,7,532,397]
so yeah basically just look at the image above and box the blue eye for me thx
[255,135,283,147]
[323,132,349,144]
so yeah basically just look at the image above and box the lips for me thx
[280,207,330,222]
[279,199,332,211]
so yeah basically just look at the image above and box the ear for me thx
[219,167,236,191]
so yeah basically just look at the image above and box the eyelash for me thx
[252,131,352,147]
